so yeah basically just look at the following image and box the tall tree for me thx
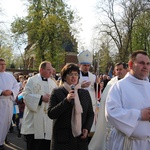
[11,0,78,69]
[95,0,150,62]
[0,43,13,67]
[132,12,150,53]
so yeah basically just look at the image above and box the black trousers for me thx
[25,134,51,150]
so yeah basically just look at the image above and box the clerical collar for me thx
[81,71,88,76]
[118,77,122,80]
[41,76,48,81]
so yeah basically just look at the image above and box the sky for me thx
[0,0,98,52]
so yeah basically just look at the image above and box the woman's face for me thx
[65,71,79,85]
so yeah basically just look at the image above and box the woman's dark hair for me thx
[60,63,80,82]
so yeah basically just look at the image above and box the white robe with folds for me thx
[0,72,20,145]
[21,74,57,140]
[79,71,96,132]
[88,76,118,150]
[106,72,150,150]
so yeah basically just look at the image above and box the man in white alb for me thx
[21,61,57,150]
[0,58,20,150]
[77,50,97,140]
[88,62,128,150]
[106,50,150,150]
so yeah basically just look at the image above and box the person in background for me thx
[21,61,57,150]
[88,62,128,150]
[18,75,25,88]
[16,80,27,138]
[32,72,38,76]
[77,50,98,141]
[106,50,150,149]
[13,72,20,83]
[51,68,59,86]
[52,68,59,81]
[0,58,20,150]
[48,63,94,150]
[102,74,110,90]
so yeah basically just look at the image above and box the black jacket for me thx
[48,86,94,150]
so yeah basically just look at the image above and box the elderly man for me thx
[88,62,128,150]
[21,61,57,150]
[106,50,150,150]
[0,58,20,150]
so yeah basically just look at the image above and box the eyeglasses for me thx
[67,73,79,77]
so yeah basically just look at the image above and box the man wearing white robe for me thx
[21,61,57,150]
[77,50,97,137]
[0,58,20,150]
[106,50,150,150]
[88,62,128,150]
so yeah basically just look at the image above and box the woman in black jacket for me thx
[48,63,94,150]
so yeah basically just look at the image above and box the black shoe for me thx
[5,137,9,144]
[9,126,14,133]
[0,145,5,150]
[17,133,22,139]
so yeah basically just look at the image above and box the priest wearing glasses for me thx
[21,61,57,150]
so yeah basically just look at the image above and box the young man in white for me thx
[106,50,150,150]
[0,58,19,150]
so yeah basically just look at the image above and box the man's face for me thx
[115,64,127,79]
[80,64,91,73]
[0,60,6,72]
[40,63,53,78]
[130,54,150,80]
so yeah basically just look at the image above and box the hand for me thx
[141,107,150,121]
[2,90,12,96]
[81,129,88,139]
[81,81,91,88]
[42,94,50,103]
[66,90,75,102]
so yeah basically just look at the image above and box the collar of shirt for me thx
[41,76,48,81]
[81,71,88,76]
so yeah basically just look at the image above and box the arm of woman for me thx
[47,88,72,119]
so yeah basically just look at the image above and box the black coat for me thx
[48,86,94,150]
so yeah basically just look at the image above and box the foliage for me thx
[132,12,150,53]
[93,37,113,75]
[11,0,79,70]
[95,0,150,63]
[0,44,14,68]
[98,43,113,74]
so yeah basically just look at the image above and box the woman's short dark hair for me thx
[60,63,80,82]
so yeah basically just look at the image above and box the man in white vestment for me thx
[77,50,97,141]
[21,61,57,150]
[88,62,128,150]
[0,58,20,150]
[105,50,150,150]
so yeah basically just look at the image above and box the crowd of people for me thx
[0,49,150,150]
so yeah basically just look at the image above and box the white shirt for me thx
[105,73,150,150]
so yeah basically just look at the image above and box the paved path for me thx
[4,127,26,150]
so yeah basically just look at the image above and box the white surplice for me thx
[79,71,96,132]
[21,74,57,140]
[106,72,150,150]
[0,72,20,145]
[88,76,118,150]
